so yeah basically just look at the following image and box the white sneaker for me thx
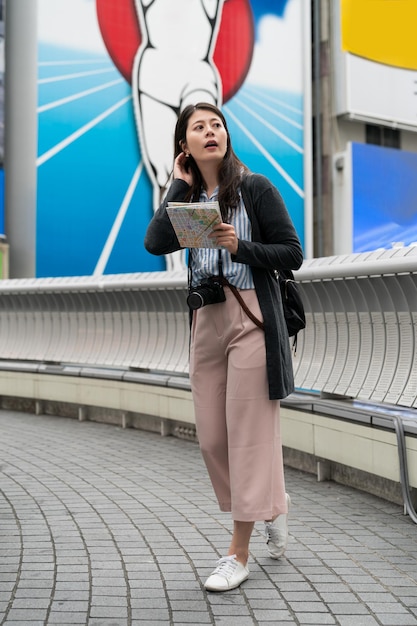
[204,555,249,592]
[264,493,291,559]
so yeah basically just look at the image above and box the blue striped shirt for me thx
[190,187,255,289]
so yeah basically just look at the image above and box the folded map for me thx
[166,201,222,248]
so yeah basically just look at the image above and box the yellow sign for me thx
[341,0,417,71]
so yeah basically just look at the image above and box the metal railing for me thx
[0,246,416,409]
[0,271,190,374]
[293,245,417,409]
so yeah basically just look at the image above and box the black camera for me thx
[187,277,226,310]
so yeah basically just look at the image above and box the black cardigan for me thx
[144,174,303,399]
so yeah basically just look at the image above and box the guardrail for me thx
[293,245,417,409]
[0,246,416,409]
[0,271,190,374]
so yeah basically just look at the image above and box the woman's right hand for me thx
[173,152,193,187]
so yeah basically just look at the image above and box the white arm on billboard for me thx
[131,0,225,271]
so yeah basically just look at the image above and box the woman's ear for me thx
[179,140,188,155]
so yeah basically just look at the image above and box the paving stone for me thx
[1,410,417,626]
[337,617,380,626]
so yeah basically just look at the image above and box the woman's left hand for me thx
[210,223,238,255]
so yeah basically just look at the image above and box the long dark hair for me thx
[174,103,249,220]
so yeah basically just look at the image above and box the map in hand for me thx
[166,201,222,248]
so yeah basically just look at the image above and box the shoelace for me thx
[265,521,283,545]
[211,555,239,578]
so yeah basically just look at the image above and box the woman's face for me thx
[183,109,228,169]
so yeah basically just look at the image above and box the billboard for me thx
[36,0,311,277]
[352,143,417,252]
[333,142,417,254]
[334,0,417,130]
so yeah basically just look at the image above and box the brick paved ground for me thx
[0,410,417,626]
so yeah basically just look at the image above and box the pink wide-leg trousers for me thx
[189,287,287,522]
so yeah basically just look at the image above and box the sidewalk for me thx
[0,410,417,626]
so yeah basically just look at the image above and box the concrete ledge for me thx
[282,447,413,507]
[0,369,195,425]
[280,406,416,486]
[280,406,417,506]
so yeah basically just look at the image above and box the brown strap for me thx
[218,277,264,330]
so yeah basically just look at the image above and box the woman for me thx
[144,102,303,592]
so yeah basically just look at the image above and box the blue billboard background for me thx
[352,142,417,252]
[36,0,306,277]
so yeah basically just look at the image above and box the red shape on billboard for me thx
[95,0,254,102]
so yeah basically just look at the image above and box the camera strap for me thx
[188,248,264,330]
[217,250,265,331]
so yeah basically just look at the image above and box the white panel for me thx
[334,312,360,396]
[325,311,349,394]
[384,312,413,404]
[346,55,417,131]
[359,312,386,400]
[315,312,338,389]
[371,312,399,403]
[346,312,373,398]
[294,311,315,389]
[399,312,417,407]
[301,312,327,391]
